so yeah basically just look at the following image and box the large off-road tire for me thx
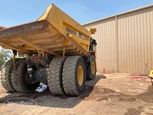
[0,59,15,92]
[62,56,86,96]
[47,57,65,95]
[87,55,97,80]
[12,60,39,92]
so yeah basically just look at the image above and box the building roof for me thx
[83,4,153,26]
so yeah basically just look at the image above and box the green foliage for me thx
[0,49,12,68]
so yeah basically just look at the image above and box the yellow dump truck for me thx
[0,4,97,96]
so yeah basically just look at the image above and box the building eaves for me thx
[83,4,153,26]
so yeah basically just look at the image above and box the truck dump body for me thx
[0,4,91,56]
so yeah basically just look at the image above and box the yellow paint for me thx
[91,61,95,74]
[77,66,84,86]
[38,4,91,36]
[66,33,89,52]
[63,41,71,46]
[38,4,92,53]
[90,27,97,34]
[149,70,153,78]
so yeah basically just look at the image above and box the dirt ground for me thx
[0,73,153,115]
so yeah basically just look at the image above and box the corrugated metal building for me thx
[83,4,153,74]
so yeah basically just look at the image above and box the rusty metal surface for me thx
[0,20,50,40]
[0,26,6,30]
[0,20,85,56]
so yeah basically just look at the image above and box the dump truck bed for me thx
[0,4,92,56]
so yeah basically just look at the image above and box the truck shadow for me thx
[0,75,106,108]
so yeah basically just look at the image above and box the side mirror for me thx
[90,27,96,34]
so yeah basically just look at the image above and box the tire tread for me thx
[1,60,15,92]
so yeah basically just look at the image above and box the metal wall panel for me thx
[117,7,153,74]
[85,18,117,73]
[84,5,153,74]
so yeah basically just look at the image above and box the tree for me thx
[0,49,12,68]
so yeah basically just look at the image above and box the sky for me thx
[0,0,153,27]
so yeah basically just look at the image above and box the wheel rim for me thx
[91,61,95,74]
[77,66,83,86]
[25,72,31,84]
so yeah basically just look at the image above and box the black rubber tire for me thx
[47,57,65,95]
[88,55,97,80]
[62,56,86,96]
[12,60,39,92]
[0,59,15,92]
